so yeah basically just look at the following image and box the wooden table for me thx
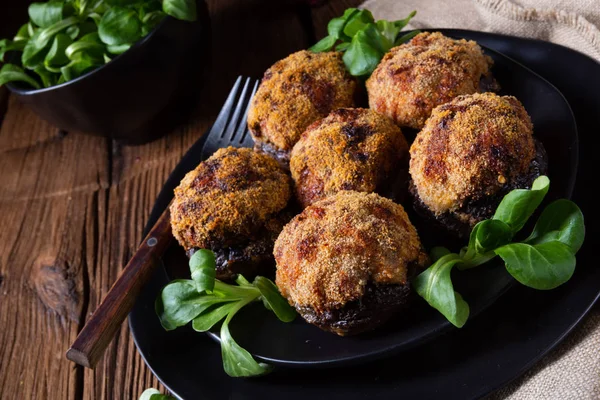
[0,1,361,398]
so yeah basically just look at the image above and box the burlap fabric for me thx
[362,0,600,61]
[360,0,600,398]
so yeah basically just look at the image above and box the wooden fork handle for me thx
[66,208,173,368]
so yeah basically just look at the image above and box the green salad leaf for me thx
[0,40,27,62]
[0,64,42,89]
[254,276,297,322]
[310,8,418,78]
[413,253,469,327]
[65,25,80,40]
[189,249,216,293]
[310,35,336,53]
[414,176,585,327]
[468,219,513,256]
[156,249,296,377]
[28,22,37,38]
[376,20,400,48]
[162,0,197,22]
[44,33,72,71]
[98,7,142,46]
[14,24,32,41]
[342,24,385,76]
[493,175,550,233]
[106,44,130,54]
[0,0,195,90]
[525,199,585,252]
[192,302,238,332]
[34,64,57,86]
[343,9,375,38]
[22,16,79,69]
[155,279,230,330]
[65,32,105,61]
[220,306,273,377]
[60,52,100,80]
[29,1,65,29]
[143,11,167,35]
[496,241,576,290]
[328,8,358,39]
[459,219,512,269]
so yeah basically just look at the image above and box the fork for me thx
[66,76,259,369]
[202,76,259,157]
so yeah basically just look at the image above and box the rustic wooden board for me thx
[0,0,367,398]
[0,0,359,399]
[0,98,108,399]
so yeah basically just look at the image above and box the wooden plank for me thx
[0,0,332,398]
[81,172,164,399]
[0,99,107,202]
[0,102,108,399]
[0,99,165,400]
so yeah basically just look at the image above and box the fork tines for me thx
[202,76,259,159]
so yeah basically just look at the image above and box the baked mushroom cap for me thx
[248,50,358,158]
[290,108,409,207]
[409,92,540,230]
[366,32,494,129]
[274,191,429,335]
[170,146,292,252]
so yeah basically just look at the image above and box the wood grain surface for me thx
[0,0,361,398]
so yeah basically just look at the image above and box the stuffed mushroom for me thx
[248,50,358,163]
[170,147,292,280]
[409,92,548,237]
[367,32,496,130]
[290,108,409,207]
[274,191,429,336]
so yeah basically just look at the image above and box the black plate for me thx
[130,30,599,399]
[137,36,579,368]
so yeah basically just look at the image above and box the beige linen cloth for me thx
[361,0,600,398]
[362,0,600,61]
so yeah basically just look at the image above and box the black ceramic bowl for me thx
[6,1,209,144]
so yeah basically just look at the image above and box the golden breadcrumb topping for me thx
[170,147,292,250]
[366,32,493,129]
[248,50,357,152]
[409,92,535,215]
[274,191,429,312]
[290,108,408,207]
